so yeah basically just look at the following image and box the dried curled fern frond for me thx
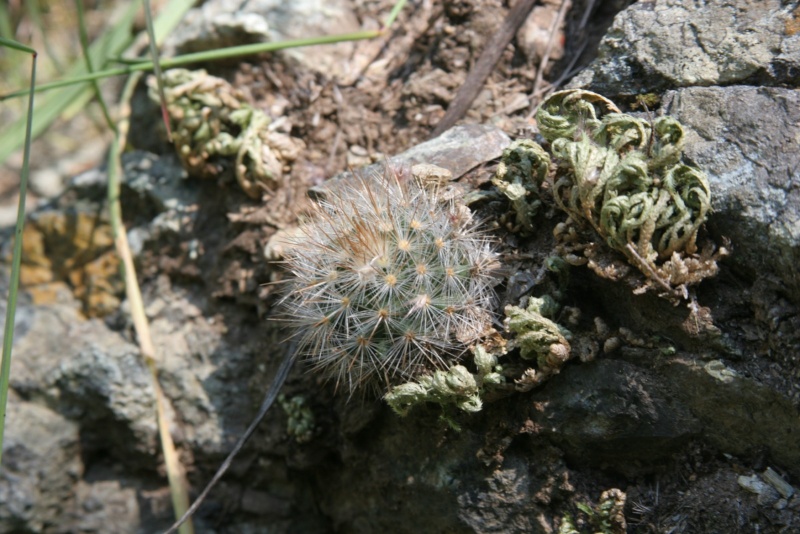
[148,68,305,198]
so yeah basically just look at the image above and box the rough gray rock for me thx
[310,123,511,200]
[2,2,800,532]
[141,275,274,456]
[531,358,701,472]
[4,100,800,531]
[8,286,159,464]
[664,356,800,476]
[0,400,80,532]
[0,149,321,532]
[662,86,800,299]
[529,351,800,478]
[570,0,800,95]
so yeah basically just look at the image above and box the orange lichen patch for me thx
[24,281,72,306]
[19,264,54,287]
[786,6,800,36]
[14,210,122,317]
[69,251,123,317]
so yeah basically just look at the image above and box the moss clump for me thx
[278,394,315,444]
[504,295,571,373]
[559,488,627,534]
[385,293,581,417]
[385,344,505,417]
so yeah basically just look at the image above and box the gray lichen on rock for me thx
[569,0,799,95]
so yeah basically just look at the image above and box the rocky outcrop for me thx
[1,0,799,532]
[570,0,800,95]
[662,86,800,300]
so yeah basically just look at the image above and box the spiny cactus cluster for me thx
[280,166,497,394]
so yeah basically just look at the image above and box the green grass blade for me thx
[0,36,35,55]
[163,29,382,63]
[1,28,383,102]
[143,0,173,140]
[75,0,116,132]
[146,0,197,46]
[0,4,14,41]
[0,48,36,469]
[0,0,196,165]
[383,0,408,28]
[25,0,65,74]
[0,1,139,164]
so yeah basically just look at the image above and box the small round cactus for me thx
[281,166,497,394]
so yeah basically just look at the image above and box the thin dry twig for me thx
[526,0,599,118]
[430,0,539,138]
[549,40,587,88]
[530,0,570,105]
[162,347,296,534]
[524,39,587,119]
[578,0,598,31]
[110,72,194,534]
[624,243,674,294]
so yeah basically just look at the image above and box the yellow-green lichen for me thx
[278,394,315,443]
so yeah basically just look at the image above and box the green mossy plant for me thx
[278,394,315,443]
[558,488,627,534]
[504,295,572,372]
[491,139,550,233]
[386,290,583,416]
[499,89,725,301]
[385,343,506,417]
